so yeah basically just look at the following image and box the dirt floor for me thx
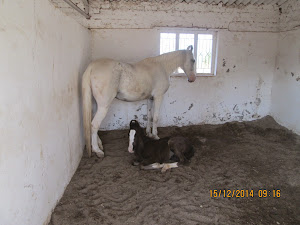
[50,116,300,225]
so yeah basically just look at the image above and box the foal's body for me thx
[135,137,171,166]
[82,47,196,157]
[128,120,194,171]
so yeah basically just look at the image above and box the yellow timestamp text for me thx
[210,189,281,198]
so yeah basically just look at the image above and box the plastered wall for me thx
[271,1,300,135]
[0,0,90,225]
[92,29,277,130]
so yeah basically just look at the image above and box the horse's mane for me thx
[142,50,187,64]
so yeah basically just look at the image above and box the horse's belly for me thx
[116,91,151,102]
[117,76,152,102]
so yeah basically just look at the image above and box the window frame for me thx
[159,28,218,77]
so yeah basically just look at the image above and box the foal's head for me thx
[128,120,144,154]
[182,45,196,83]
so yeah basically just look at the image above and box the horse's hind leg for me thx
[91,107,109,157]
[91,81,117,157]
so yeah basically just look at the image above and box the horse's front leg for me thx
[152,95,163,140]
[146,98,153,137]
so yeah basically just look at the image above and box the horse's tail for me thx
[82,64,92,157]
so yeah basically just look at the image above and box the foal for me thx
[128,120,194,172]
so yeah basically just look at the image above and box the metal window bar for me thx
[63,0,91,19]
[197,34,213,74]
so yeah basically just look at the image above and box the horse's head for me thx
[128,120,142,153]
[182,45,196,83]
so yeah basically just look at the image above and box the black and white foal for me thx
[128,120,194,172]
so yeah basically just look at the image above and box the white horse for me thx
[82,46,196,157]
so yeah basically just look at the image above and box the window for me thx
[160,30,217,76]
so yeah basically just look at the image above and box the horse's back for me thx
[90,58,120,75]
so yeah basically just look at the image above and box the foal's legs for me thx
[146,98,153,137]
[152,95,164,139]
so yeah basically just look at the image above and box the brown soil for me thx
[50,116,300,225]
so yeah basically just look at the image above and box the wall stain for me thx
[219,113,231,122]
[40,147,44,161]
[254,98,261,106]
[173,116,182,124]
[222,59,226,67]
[291,72,294,77]
[170,100,176,104]
[136,104,146,111]
[233,104,239,113]
[252,114,261,119]
[143,115,147,121]
[226,69,230,73]
[296,77,300,81]
[188,103,194,110]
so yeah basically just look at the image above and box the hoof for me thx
[152,135,160,140]
[146,132,153,138]
[95,150,104,158]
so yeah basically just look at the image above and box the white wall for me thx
[92,29,277,130]
[0,1,90,225]
[271,1,300,134]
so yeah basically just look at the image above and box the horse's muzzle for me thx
[188,74,196,82]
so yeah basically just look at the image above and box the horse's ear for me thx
[187,45,193,51]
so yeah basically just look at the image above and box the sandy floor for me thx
[50,116,300,225]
